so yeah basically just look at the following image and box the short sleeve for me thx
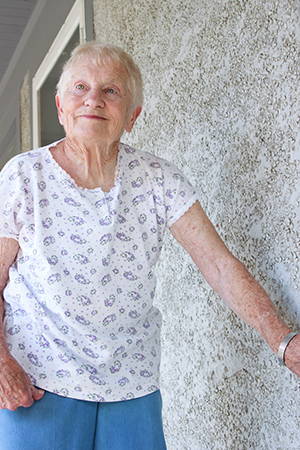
[140,150,200,229]
[0,155,26,241]
[161,161,200,228]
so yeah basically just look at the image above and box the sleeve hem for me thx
[167,193,200,228]
[0,234,19,242]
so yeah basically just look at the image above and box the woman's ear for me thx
[55,94,64,126]
[125,106,142,133]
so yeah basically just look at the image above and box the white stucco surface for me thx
[93,1,300,448]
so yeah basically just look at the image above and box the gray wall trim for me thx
[84,0,94,41]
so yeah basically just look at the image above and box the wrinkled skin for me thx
[0,237,44,411]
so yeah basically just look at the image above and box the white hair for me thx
[56,41,144,112]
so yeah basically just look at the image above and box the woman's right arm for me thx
[0,237,44,411]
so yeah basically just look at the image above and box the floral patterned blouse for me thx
[0,140,198,402]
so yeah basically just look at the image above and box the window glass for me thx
[0,120,18,170]
[39,28,80,147]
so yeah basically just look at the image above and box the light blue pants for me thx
[0,390,167,450]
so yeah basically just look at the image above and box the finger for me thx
[3,384,36,410]
[0,395,30,411]
[31,387,45,401]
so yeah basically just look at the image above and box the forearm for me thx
[0,237,20,357]
[0,238,44,409]
[0,295,11,358]
[170,201,292,356]
[214,255,291,355]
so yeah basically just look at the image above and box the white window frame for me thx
[32,0,86,149]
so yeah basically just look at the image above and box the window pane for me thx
[40,27,80,147]
[0,120,18,170]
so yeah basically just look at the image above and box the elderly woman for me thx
[0,41,299,450]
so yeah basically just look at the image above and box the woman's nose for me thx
[84,89,105,108]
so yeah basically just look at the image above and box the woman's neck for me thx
[49,138,120,191]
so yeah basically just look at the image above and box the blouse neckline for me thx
[46,139,122,195]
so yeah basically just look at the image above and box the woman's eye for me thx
[76,84,86,90]
[106,88,117,94]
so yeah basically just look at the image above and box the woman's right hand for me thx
[0,352,44,411]
[0,238,44,410]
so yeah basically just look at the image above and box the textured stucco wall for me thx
[93,1,300,448]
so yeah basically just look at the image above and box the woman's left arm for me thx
[170,200,300,376]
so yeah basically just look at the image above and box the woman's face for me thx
[56,60,141,147]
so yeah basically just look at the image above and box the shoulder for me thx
[119,142,186,178]
[0,147,49,174]
[119,142,169,164]
[0,145,56,192]
[0,139,64,175]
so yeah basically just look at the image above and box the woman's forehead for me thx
[70,58,127,80]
